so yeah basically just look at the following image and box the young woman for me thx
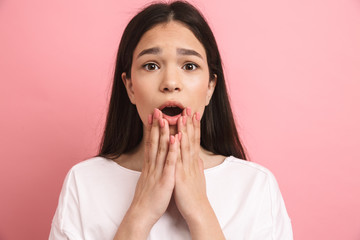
[50,1,293,239]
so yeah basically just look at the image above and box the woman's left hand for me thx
[174,108,207,223]
[173,108,224,240]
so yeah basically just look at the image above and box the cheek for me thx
[131,81,154,123]
[190,80,209,101]
[188,80,210,116]
[132,75,153,102]
[133,85,149,102]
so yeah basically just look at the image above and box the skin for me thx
[113,21,226,240]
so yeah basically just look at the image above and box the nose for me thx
[159,67,182,93]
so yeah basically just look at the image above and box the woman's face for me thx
[123,21,216,135]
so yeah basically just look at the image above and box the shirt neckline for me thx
[106,156,232,175]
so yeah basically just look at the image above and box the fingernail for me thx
[183,116,187,125]
[148,114,152,125]
[170,135,175,144]
[186,107,191,116]
[195,112,201,121]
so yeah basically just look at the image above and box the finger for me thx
[184,108,195,169]
[176,116,183,162]
[179,108,187,142]
[162,134,178,182]
[193,112,202,171]
[175,134,183,175]
[186,107,191,117]
[180,121,191,172]
[155,118,170,175]
[177,115,185,135]
[193,112,201,153]
[186,108,194,147]
[147,108,161,173]
[181,107,187,116]
[143,114,153,170]
[198,157,205,172]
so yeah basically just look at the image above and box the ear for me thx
[122,72,136,104]
[205,74,217,106]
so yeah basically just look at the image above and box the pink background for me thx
[1,0,359,239]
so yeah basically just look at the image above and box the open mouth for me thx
[161,106,183,116]
[158,102,184,125]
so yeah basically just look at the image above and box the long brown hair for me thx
[98,1,248,161]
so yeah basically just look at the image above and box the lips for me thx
[158,101,184,125]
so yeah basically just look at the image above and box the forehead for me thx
[133,21,207,59]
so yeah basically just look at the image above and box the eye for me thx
[182,63,198,71]
[143,63,159,71]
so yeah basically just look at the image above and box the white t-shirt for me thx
[49,156,293,239]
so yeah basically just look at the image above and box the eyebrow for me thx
[177,48,203,59]
[136,47,203,59]
[137,47,161,59]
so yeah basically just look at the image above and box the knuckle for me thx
[166,157,175,166]
[157,144,167,154]
[159,132,167,143]
[145,140,153,149]
[184,143,190,152]
[166,157,175,165]
[168,146,177,154]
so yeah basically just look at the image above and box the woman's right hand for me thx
[113,108,179,240]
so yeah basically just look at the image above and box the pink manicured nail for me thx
[148,114,152,125]
[195,112,201,121]
[186,107,191,116]
[170,135,175,144]
[183,116,187,125]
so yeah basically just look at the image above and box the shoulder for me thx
[219,156,277,179]
[63,156,140,187]
[67,156,116,175]
[71,156,111,170]
[59,156,123,188]
[208,156,283,194]
[51,157,118,239]
[222,158,293,238]
[224,157,289,210]
[225,156,272,173]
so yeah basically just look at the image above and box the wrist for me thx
[183,199,212,226]
[113,207,154,240]
[183,201,225,239]
[126,205,157,231]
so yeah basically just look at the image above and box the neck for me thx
[114,135,226,172]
